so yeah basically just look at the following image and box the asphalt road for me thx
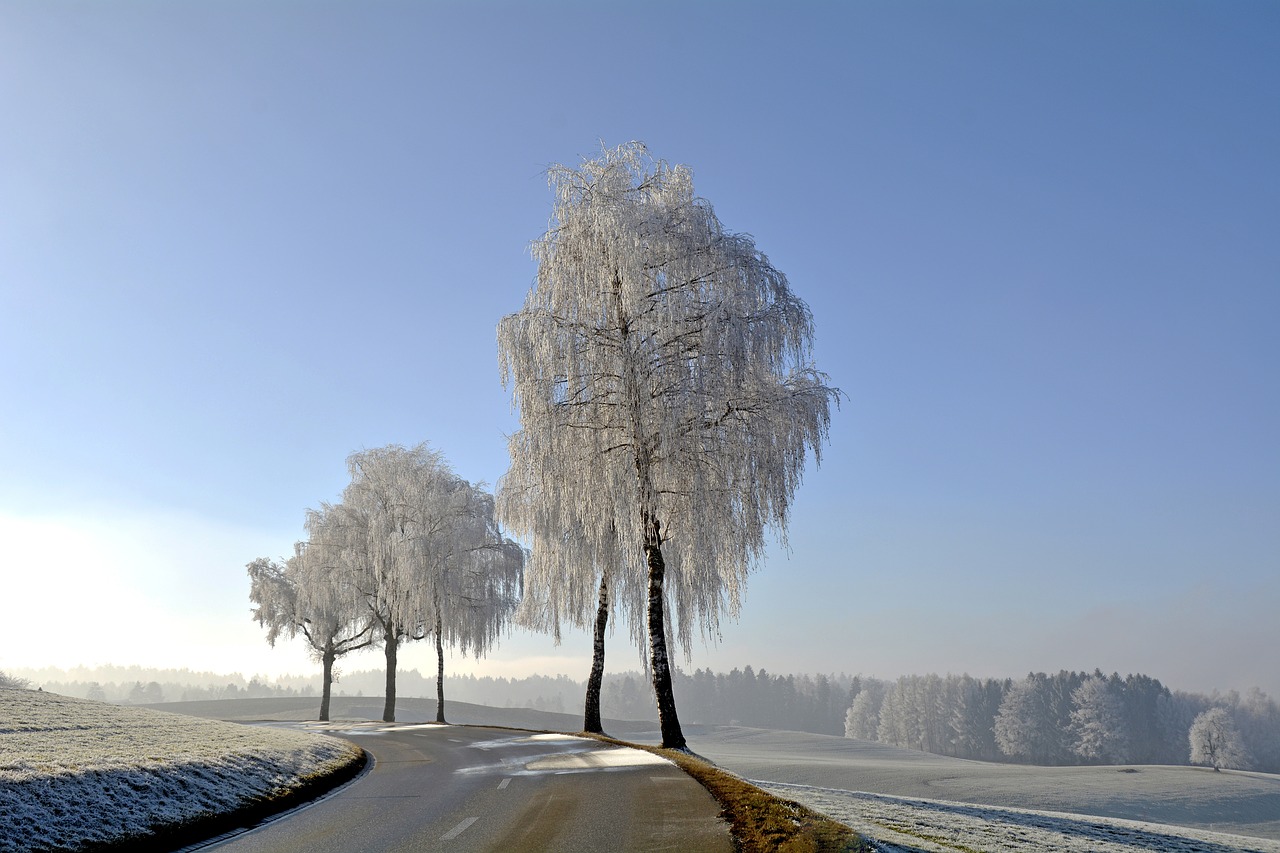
[204,723,733,853]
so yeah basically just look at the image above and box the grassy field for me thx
[0,688,363,852]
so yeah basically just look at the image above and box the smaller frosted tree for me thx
[1189,707,1251,771]
[247,545,373,722]
[323,444,524,724]
[331,444,466,722]
[423,481,525,724]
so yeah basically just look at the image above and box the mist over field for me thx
[16,661,1280,773]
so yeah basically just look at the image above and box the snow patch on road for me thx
[526,747,671,770]
[459,732,672,774]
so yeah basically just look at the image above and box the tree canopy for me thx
[247,545,373,721]
[249,442,523,723]
[498,142,839,748]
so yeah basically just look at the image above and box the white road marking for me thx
[441,817,478,840]
[498,778,511,789]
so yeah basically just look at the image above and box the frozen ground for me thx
[130,697,1280,852]
[0,688,362,852]
[662,726,1280,852]
[763,783,1280,853]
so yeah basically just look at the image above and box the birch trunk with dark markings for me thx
[319,647,336,722]
[583,573,610,734]
[382,626,398,723]
[644,524,686,750]
[435,609,447,724]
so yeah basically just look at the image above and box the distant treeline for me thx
[24,680,311,703]
[846,670,1280,773]
[23,664,855,735]
[324,666,857,735]
[602,667,856,735]
[26,664,1278,772]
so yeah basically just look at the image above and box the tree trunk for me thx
[319,648,335,722]
[583,573,610,734]
[617,274,685,750]
[435,611,447,724]
[383,625,398,723]
[644,522,686,751]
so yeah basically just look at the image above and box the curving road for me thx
[204,723,732,852]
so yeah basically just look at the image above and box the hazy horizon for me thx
[3,4,1277,703]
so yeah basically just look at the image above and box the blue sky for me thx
[2,1,1277,698]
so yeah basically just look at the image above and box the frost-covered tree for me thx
[1119,673,1177,765]
[327,445,464,722]
[845,679,887,741]
[425,481,525,724]
[247,543,373,722]
[1070,674,1130,764]
[950,675,1006,761]
[501,454,636,733]
[1189,706,1251,771]
[995,674,1062,763]
[322,443,523,723]
[498,142,839,750]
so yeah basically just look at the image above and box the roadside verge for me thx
[93,748,368,853]
[579,732,872,852]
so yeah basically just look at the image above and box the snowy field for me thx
[0,688,363,852]
[97,696,1280,852]
[667,726,1280,852]
[763,782,1280,853]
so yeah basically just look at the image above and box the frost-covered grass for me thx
[0,688,363,852]
[673,726,1280,842]
[761,783,1280,853]
[654,726,1280,852]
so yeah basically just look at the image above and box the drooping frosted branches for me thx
[246,545,373,721]
[334,445,523,661]
[250,442,524,723]
[317,444,526,721]
[498,142,840,747]
[499,142,839,649]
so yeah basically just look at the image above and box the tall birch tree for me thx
[498,142,840,750]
